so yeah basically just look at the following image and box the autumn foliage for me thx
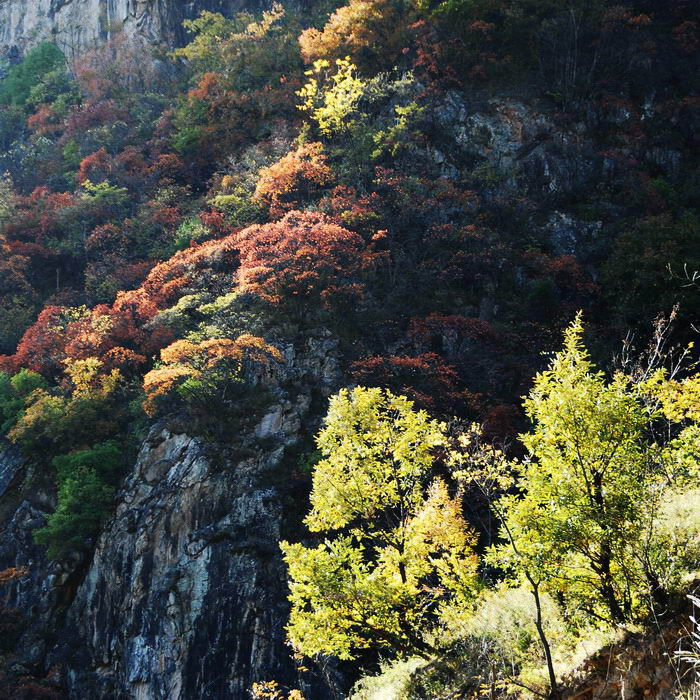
[143,334,283,416]
[350,352,481,417]
[298,0,410,69]
[253,142,333,219]
[140,232,239,306]
[0,567,28,585]
[0,0,695,586]
[235,210,370,314]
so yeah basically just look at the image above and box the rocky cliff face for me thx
[0,0,268,60]
[0,332,344,699]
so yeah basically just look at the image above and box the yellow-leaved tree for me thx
[281,386,479,660]
[297,58,366,136]
[474,316,700,697]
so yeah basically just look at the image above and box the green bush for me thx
[350,658,423,700]
[0,42,67,107]
[0,369,48,434]
[9,389,121,457]
[33,441,123,559]
[51,440,123,484]
[351,585,620,698]
[26,68,80,110]
[33,467,115,559]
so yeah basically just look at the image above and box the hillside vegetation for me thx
[0,0,698,697]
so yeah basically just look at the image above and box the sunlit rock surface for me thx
[0,0,268,59]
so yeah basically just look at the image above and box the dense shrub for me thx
[33,441,123,558]
[0,43,68,107]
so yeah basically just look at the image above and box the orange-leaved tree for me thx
[298,0,410,70]
[235,210,371,319]
[253,142,333,219]
[143,334,283,417]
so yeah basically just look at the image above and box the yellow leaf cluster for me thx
[282,387,479,661]
[142,334,282,416]
[297,58,366,136]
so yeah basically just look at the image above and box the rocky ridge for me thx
[0,331,343,699]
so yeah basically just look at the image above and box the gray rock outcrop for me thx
[0,332,343,699]
[0,0,268,60]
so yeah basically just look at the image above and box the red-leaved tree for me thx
[235,210,370,319]
[350,352,481,417]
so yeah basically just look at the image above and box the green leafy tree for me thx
[0,42,67,107]
[8,359,123,457]
[281,387,479,661]
[0,369,48,433]
[450,422,562,698]
[33,441,122,559]
[488,315,688,628]
[175,6,300,90]
[51,440,123,485]
[644,368,700,490]
[26,68,80,113]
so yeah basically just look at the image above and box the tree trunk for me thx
[591,470,626,623]
[526,573,560,699]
